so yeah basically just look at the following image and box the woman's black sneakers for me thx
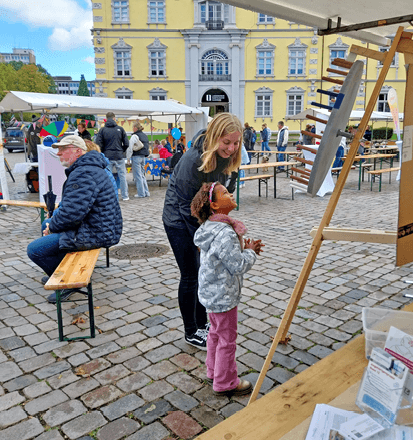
[185,329,208,350]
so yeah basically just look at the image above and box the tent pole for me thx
[150,116,153,148]
[0,106,10,209]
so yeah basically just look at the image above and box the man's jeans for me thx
[27,233,67,277]
[131,156,150,197]
[261,141,271,154]
[110,159,128,199]
[277,145,287,163]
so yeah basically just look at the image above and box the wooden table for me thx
[251,150,301,165]
[236,161,298,208]
[195,303,413,440]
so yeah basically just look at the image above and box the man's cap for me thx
[52,135,87,151]
[106,111,115,119]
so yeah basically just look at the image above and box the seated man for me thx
[27,135,122,304]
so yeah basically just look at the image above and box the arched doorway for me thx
[201,89,229,117]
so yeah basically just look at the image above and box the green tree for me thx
[77,74,90,97]
[8,60,24,71]
[0,63,16,100]
[11,64,50,94]
[37,64,57,94]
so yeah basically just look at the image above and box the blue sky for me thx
[0,0,95,81]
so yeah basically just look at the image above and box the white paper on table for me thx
[356,347,409,427]
[339,413,385,439]
[304,404,359,440]
[364,425,413,439]
[385,326,413,404]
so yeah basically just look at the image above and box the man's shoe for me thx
[47,289,76,304]
[213,379,252,396]
[205,377,213,385]
[122,197,130,201]
[185,329,207,350]
[41,276,49,285]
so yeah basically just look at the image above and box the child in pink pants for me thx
[191,182,263,396]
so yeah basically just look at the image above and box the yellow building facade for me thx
[91,0,407,131]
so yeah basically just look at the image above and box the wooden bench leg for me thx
[56,283,95,342]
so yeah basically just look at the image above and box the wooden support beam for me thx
[290,175,309,186]
[397,38,413,54]
[349,44,386,62]
[326,68,349,76]
[310,226,397,244]
[301,130,322,139]
[291,167,310,176]
[331,58,353,69]
[298,145,318,154]
[306,115,329,125]
[321,76,344,85]
[294,156,314,166]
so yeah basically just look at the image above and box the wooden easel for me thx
[249,26,412,404]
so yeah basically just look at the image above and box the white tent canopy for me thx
[223,0,413,46]
[0,91,203,117]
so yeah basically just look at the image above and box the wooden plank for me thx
[294,156,314,166]
[240,161,298,170]
[331,58,353,69]
[310,226,397,244]
[290,175,309,185]
[196,304,413,440]
[0,200,48,209]
[349,44,386,62]
[44,249,101,290]
[306,115,328,125]
[367,167,400,175]
[298,145,318,154]
[396,38,413,55]
[321,76,344,85]
[326,68,348,76]
[240,175,272,181]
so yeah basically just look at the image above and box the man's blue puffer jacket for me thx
[49,150,123,251]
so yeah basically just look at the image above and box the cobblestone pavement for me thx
[0,151,411,439]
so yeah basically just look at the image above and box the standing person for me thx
[260,123,271,155]
[303,124,313,145]
[243,122,254,162]
[191,182,264,396]
[95,112,130,201]
[77,122,92,141]
[162,113,242,349]
[126,122,150,198]
[27,116,42,162]
[27,136,122,303]
[276,121,289,169]
[164,137,173,153]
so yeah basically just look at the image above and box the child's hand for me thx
[244,238,264,255]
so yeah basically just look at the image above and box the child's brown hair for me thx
[190,182,218,224]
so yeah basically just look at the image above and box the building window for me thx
[255,87,273,118]
[115,87,133,99]
[112,1,129,22]
[258,14,274,23]
[377,90,390,112]
[256,39,275,77]
[378,47,397,67]
[199,1,229,29]
[329,37,349,69]
[150,87,167,100]
[289,49,305,75]
[115,51,131,76]
[200,50,230,81]
[148,1,165,23]
[286,87,305,116]
[147,38,167,77]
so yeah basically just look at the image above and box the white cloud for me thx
[0,0,93,51]
[82,56,95,64]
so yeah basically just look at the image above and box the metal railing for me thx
[205,20,224,30]
[199,74,231,81]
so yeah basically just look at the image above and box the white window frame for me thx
[200,49,230,80]
[148,1,165,23]
[194,0,235,27]
[115,86,133,99]
[111,38,132,77]
[254,87,273,119]
[257,13,274,24]
[112,0,129,23]
[377,87,391,112]
[147,38,167,78]
[329,37,349,69]
[149,87,167,100]
[378,47,397,67]
[286,86,305,116]
[255,39,275,77]
[115,51,131,76]
[288,38,307,77]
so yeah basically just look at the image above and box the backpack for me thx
[251,131,257,144]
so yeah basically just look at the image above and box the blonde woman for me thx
[162,112,242,349]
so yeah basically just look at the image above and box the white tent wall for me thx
[185,108,210,144]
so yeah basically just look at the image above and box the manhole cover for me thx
[111,243,170,260]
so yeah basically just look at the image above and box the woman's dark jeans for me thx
[164,223,207,336]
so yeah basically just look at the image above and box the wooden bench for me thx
[367,167,400,191]
[331,165,356,179]
[44,248,101,342]
[240,174,273,197]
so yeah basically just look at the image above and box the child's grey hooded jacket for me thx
[194,220,256,314]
